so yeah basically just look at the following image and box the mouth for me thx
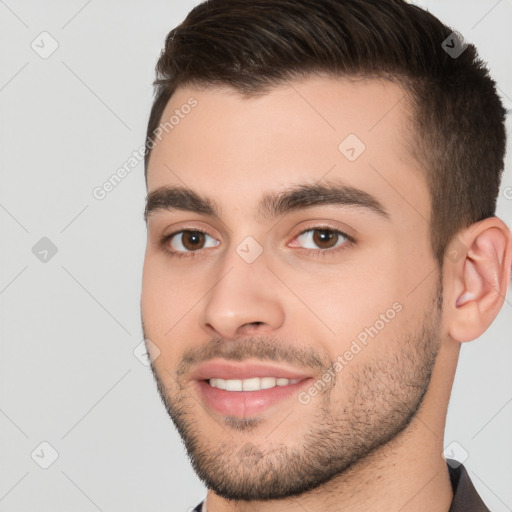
[192,359,314,418]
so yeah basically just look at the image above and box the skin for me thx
[141,76,512,512]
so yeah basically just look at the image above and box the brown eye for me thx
[181,231,205,251]
[312,229,339,249]
[294,227,350,252]
[168,230,219,254]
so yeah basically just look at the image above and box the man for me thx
[140,0,512,510]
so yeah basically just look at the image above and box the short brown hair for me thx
[144,0,507,268]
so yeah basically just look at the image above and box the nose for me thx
[199,248,285,340]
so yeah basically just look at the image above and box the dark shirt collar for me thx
[193,461,490,511]
[447,461,490,511]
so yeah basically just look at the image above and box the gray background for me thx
[0,1,511,510]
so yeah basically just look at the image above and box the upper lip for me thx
[192,359,313,381]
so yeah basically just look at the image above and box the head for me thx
[140,0,511,503]
[144,0,507,268]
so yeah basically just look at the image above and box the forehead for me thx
[146,76,429,225]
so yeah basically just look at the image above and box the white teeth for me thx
[242,377,260,391]
[209,377,301,391]
[214,378,226,390]
[260,377,276,389]
[225,379,242,391]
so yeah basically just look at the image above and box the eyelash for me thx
[160,226,355,259]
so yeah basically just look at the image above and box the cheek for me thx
[141,255,166,333]
[282,255,417,370]
[141,260,197,372]
[141,254,202,339]
[287,262,401,337]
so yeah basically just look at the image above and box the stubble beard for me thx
[145,281,443,501]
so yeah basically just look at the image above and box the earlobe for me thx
[447,218,512,343]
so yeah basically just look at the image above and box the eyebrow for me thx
[144,180,390,223]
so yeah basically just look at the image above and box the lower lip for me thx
[195,379,313,418]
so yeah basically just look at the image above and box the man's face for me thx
[141,77,443,500]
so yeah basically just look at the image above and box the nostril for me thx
[241,321,264,331]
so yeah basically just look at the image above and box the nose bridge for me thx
[200,240,285,339]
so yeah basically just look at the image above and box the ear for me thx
[444,216,512,343]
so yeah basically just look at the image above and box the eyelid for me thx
[295,225,354,241]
